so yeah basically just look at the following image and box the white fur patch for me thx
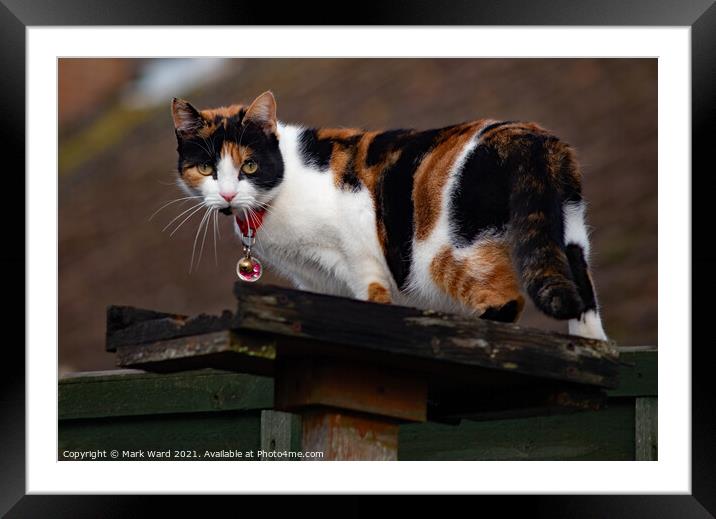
[247,123,395,300]
[563,201,590,256]
[569,309,607,340]
[216,155,238,194]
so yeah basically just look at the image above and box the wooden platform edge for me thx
[59,345,656,421]
[106,283,621,388]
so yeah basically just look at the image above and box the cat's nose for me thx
[220,191,236,203]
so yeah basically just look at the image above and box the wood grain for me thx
[301,410,399,461]
[106,283,619,388]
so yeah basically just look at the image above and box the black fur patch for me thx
[450,143,511,246]
[507,134,566,250]
[298,129,332,170]
[565,243,597,311]
[332,138,363,191]
[341,154,362,192]
[480,300,520,323]
[562,184,583,204]
[366,129,412,166]
[176,133,214,175]
[238,123,284,190]
[378,128,443,289]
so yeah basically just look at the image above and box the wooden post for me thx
[274,357,427,460]
[260,410,301,461]
[301,410,399,460]
[635,397,658,460]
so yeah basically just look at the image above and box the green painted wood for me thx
[58,411,261,460]
[260,410,302,460]
[58,345,656,462]
[399,401,635,460]
[59,369,273,420]
[60,344,656,422]
[635,397,658,460]
[609,346,657,397]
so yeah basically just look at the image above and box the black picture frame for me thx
[3,0,712,515]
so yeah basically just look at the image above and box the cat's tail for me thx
[505,132,586,320]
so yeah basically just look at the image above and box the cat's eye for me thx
[197,163,213,175]
[242,160,258,175]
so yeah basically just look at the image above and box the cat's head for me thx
[171,91,284,217]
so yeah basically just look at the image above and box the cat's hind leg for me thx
[563,202,607,340]
[429,240,525,322]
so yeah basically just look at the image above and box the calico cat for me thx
[171,91,607,340]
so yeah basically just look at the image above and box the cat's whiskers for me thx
[201,134,216,158]
[212,210,219,266]
[236,200,283,247]
[149,196,202,221]
[156,177,182,187]
[237,121,249,149]
[196,207,214,270]
[190,207,213,272]
[163,201,206,234]
[215,209,222,239]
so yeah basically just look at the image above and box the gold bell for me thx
[238,256,254,275]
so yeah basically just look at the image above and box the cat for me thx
[171,91,607,340]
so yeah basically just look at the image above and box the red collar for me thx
[235,209,266,236]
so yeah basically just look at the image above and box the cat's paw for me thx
[367,282,392,304]
[535,280,585,320]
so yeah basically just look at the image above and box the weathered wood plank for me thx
[635,397,658,461]
[233,284,620,388]
[106,284,620,388]
[260,410,302,460]
[59,369,273,420]
[106,307,237,351]
[114,330,276,375]
[106,306,185,336]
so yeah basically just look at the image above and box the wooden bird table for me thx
[105,283,620,461]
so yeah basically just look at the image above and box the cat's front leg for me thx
[365,282,392,304]
[350,279,392,304]
[346,263,394,304]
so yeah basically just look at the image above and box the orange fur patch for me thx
[201,104,244,120]
[197,105,245,137]
[221,141,252,167]
[329,147,352,188]
[181,166,207,188]
[367,282,391,304]
[413,123,482,241]
[430,242,524,318]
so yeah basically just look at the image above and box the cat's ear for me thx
[243,91,277,135]
[172,98,205,136]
